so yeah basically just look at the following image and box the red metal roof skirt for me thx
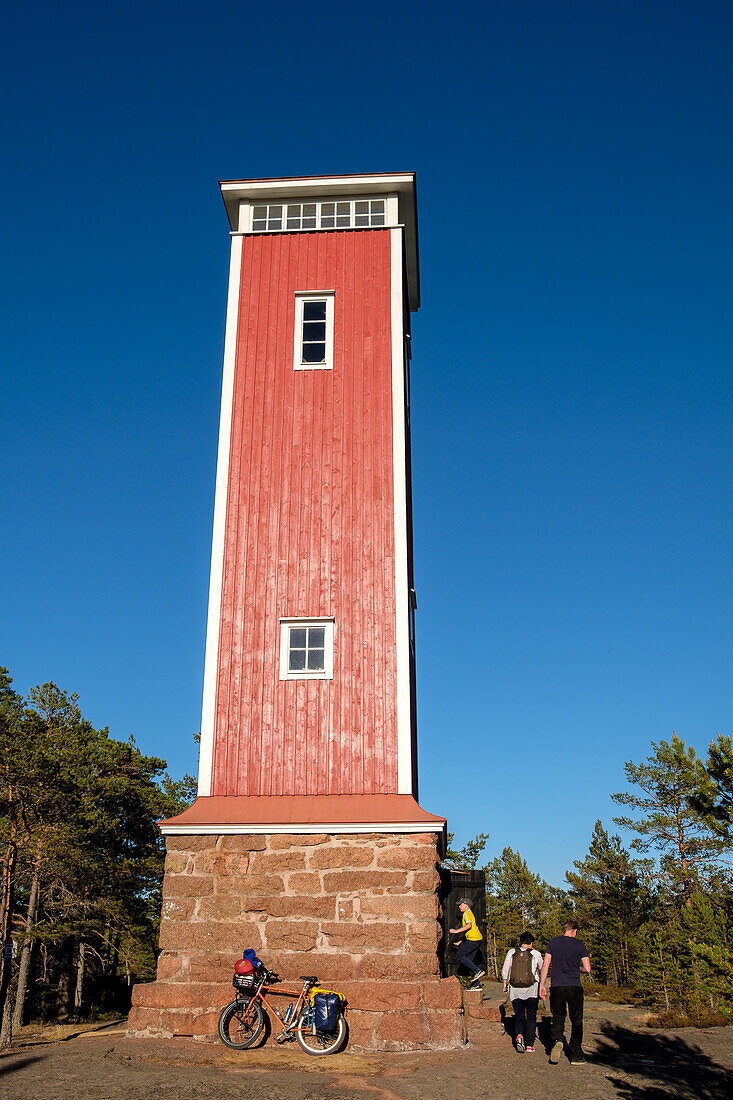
[159,794,445,830]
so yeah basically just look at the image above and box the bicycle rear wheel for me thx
[295,1011,347,1055]
[218,998,266,1049]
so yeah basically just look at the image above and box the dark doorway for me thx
[438,868,486,978]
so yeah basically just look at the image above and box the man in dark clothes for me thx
[539,919,591,1065]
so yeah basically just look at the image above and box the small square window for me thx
[280,618,334,680]
[294,292,334,371]
[370,200,385,226]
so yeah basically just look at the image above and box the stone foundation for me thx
[127,830,465,1051]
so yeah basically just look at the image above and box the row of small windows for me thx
[252,198,386,233]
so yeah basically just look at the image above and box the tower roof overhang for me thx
[219,172,420,311]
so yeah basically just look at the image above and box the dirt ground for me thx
[1,987,732,1099]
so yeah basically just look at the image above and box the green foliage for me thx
[566,820,648,985]
[612,734,725,901]
[443,832,489,870]
[690,734,733,841]
[0,666,196,1029]
[608,733,733,1020]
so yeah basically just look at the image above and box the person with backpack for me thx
[449,898,486,989]
[501,931,543,1053]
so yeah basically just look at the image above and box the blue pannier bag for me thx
[314,992,341,1031]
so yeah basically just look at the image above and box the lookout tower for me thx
[128,175,464,1050]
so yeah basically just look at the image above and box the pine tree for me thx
[612,734,725,904]
[566,820,648,985]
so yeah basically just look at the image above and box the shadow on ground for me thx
[0,1054,46,1078]
[593,1023,733,1099]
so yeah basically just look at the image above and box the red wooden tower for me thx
[129,175,463,1050]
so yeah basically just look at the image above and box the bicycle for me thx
[218,970,347,1055]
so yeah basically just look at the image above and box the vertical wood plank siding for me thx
[212,230,399,796]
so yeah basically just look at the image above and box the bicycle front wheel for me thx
[218,998,266,1049]
[295,1011,347,1055]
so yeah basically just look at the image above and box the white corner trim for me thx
[198,234,244,797]
[160,821,441,836]
[390,227,413,794]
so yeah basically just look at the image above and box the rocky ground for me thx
[1,983,731,1099]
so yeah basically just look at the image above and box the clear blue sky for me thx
[3,1,732,886]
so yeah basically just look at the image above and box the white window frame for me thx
[293,291,334,371]
[279,617,335,681]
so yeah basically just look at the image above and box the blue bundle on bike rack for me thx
[313,993,341,1031]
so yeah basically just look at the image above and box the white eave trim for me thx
[160,821,442,836]
[220,173,415,200]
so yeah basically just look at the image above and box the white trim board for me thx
[390,226,413,795]
[197,234,243,797]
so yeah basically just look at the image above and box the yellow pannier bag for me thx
[308,985,344,1006]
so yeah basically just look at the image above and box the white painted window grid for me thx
[293,291,334,371]
[252,197,386,232]
[279,618,335,681]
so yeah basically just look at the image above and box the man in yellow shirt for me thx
[449,898,486,987]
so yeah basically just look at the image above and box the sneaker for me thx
[516,1035,525,1053]
[549,1040,563,1064]
[473,970,486,981]
[570,1054,587,1065]
[525,1046,535,1053]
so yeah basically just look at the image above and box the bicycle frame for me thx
[240,978,314,1039]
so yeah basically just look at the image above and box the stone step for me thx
[461,985,504,1028]
[464,1001,503,1023]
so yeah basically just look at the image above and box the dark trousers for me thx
[549,985,584,1055]
[512,996,539,1046]
[455,939,482,977]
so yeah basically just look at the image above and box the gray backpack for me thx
[509,948,535,988]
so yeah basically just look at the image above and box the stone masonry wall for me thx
[127,831,465,1051]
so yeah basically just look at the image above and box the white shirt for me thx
[501,947,543,1000]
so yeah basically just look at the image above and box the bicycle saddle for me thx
[299,975,319,983]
